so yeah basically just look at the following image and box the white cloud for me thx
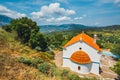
[99,0,120,4]
[0,5,26,18]
[56,16,70,21]
[114,0,120,3]
[31,2,75,22]
[66,10,75,15]
[74,14,87,20]
[74,17,83,20]
[46,16,70,23]
[94,22,100,25]
[46,17,55,22]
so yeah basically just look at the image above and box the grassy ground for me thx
[0,28,51,80]
[0,53,50,80]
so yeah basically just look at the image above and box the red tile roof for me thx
[63,33,101,51]
[70,50,91,64]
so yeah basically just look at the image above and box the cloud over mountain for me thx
[0,5,26,18]
[31,3,75,23]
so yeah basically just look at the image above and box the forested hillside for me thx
[45,25,120,54]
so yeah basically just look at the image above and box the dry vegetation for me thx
[0,28,50,80]
[0,53,49,80]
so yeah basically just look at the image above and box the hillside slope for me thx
[0,53,48,80]
[0,28,99,80]
[0,28,50,80]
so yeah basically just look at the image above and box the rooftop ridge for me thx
[63,33,101,51]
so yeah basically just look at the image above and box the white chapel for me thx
[62,32,101,75]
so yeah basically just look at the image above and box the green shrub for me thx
[111,60,120,75]
[68,74,80,80]
[37,62,51,75]
[17,57,44,67]
[29,32,48,51]
[2,17,48,51]
[37,62,57,76]
[49,65,57,77]
[61,69,69,77]
[2,25,12,32]
[60,69,70,80]
[17,57,32,65]
[46,51,54,60]
[35,46,41,51]
[47,48,54,56]
[31,58,44,67]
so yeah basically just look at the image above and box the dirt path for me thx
[100,55,117,79]
[55,51,63,67]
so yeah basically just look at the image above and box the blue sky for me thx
[0,0,120,26]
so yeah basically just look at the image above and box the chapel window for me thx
[79,47,82,50]
[78,66,81,70]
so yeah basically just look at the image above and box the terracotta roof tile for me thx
[70,50,91,64]
[63,33,101,51]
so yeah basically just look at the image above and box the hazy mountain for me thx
[101,25,120,30]
[0,15,12,26]
[40,24,89,33]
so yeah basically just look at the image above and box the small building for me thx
[62,32,101,75]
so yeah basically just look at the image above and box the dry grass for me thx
[0,28,51,80]
[0,53,50,80]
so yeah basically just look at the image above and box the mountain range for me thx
[0,15,88,32]
[40,24,89,33]
[0,15,120,33]
[0,15,12,26]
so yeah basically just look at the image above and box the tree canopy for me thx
[2,17,47,51]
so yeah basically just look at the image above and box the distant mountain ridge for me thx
[40,24,89,33]
[0,15,120,32]
[0,15,12,26]
[40,24,120,33]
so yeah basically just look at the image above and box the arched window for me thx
[78,66,81,70]
[79,47,82,50]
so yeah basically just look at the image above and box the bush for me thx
[37,62,51,75]
[49,65,57,77]
[111,60,120,75]
[69,74,80,80]
[111,44,120,56]
[61,69,69,77]
[37,62,57,76]
[35,46,41,51]
[17,57,44,67]
[46,51,54,60]
[29,32,48,51]
[17,57,32,65]
[31,58,44,67]
[47,47,54,56]
[2,25,12,32]
[2,17,48,51]
[10,17,39,43]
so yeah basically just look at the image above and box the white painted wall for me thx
[63,59,92,74]
[63,40,101,75]
[90,63,100,75]
[63,41,101,62]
